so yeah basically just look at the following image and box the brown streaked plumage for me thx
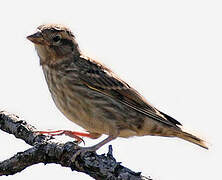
[27,24,208,157]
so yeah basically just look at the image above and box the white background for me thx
[0,0,221,179]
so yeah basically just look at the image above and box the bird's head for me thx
[27,24,80,65]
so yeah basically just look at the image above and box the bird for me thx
[27,24,208,157]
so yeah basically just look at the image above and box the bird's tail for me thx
[176,130,208,149]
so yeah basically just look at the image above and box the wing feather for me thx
[78,57,181,128]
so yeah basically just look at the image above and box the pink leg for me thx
[35,130,93,143]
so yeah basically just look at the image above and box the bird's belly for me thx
[49,84,116,135]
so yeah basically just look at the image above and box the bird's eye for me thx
[52,35,61,43]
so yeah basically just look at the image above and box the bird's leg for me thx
[71,135,116,162]
[35,130,93,144]
[89,135,116,150]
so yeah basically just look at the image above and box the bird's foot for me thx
[35,130,92,144]
[71,135,116,162]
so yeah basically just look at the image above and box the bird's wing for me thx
[78,57,181,128]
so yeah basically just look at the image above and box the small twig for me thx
[0,111,151,180]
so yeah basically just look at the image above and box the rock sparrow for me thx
[27,24,208,156]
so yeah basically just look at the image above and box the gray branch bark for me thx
[0,111,151,180]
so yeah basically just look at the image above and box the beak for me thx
[27,31,45,45]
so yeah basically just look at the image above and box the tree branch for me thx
[0,111,151,180]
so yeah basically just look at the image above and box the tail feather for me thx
[177,131,208,149]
